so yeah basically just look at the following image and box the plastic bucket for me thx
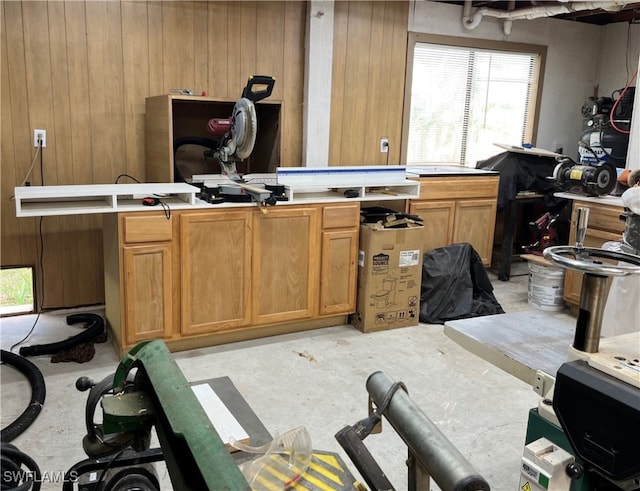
[527,262,565,311]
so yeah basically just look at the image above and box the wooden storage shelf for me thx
[276,165,420,202]
[145,94,282,183]
[283,183,420,202]
[14,183,199,217]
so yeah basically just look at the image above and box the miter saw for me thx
[202,75,278,206]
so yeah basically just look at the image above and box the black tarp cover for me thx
[419,243,504,324]
[476,151,566,213]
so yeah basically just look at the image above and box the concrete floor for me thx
[0,266,577,491]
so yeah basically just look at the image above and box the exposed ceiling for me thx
[434,1,640,25]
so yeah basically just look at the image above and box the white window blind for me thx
[407,43,539,167]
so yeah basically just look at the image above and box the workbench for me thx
[493,191,546,280]
[443,310,576,385]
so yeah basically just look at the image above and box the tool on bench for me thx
[552,156,617,196]
[65,339,491,491]
[520,207,640,490]
[337,372,490,491]
[203,76,277,208]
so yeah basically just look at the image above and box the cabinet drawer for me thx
[322,204,360,229]
[123,215,172,243]
[571,202,625,235]
[419,176,499,200]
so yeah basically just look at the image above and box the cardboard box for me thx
[351,224,425,333]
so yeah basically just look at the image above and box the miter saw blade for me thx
[232,98,257,161]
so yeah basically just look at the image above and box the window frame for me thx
[401,33,547,166]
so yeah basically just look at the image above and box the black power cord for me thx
[11,143,46,353]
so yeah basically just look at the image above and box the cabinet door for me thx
[180,211,252,335]
[453,198,497,266]
[252,207,319,324]
[320,230,357,315]
[408,201,455,254]
[123,244,172,345]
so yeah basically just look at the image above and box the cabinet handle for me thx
[575,207,589,249]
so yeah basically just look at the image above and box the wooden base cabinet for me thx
[104,213,175,348]
[563,200,625,308]
[104,203,359,355]
[180,210,252,335]
[252,207,319,325]
[407,176,499,266]
[319,204,359,315]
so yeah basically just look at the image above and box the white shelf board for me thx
[283,181,420,201]
[276,165,409,186]
[14,183,199,217]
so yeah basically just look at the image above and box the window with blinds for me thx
[405,35,545,167]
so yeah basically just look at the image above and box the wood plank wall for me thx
[330,1,409,166]
[1,1,306,309]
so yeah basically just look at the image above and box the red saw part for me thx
[207,118,232,137]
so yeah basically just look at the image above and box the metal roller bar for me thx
[366,371,490,491]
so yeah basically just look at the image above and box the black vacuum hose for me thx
[0,443,41,491]
[18,313,104,358]
[0,351,46,443]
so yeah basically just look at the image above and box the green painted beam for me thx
[110,340,250,490]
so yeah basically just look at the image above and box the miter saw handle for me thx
[242,75,275,102]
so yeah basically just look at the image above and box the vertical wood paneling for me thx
[226,2,242,96]
[23,2,56,185]
[86,1,125,184]
[193,2,209,95]
[207,2,229,98]
[162,2,196,92]
[122,0,150,179]
[1,2,38,269]
[49,1,81,306]
[148,2,165,96]
[256,2,285,101]
[1,1,307,309]
[341,1,373,164]
[364,1,389,164]
[64,1,105,308]
[21,2,65,308]
[389,2,410,165]
[282,1,306,166]
[65,1,92,185]
[239,2,258,91]
[329,1,349,166]
[330,1,409,166]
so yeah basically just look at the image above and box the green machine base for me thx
[524,408,623,491]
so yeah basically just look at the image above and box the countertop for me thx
[444,310,576,385]
[405,165,499,177]
[554,192,624,207]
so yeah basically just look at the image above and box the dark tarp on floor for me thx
[419,243,504,324]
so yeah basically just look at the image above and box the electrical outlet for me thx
[33,129,46,148]
[380,138,389,153]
